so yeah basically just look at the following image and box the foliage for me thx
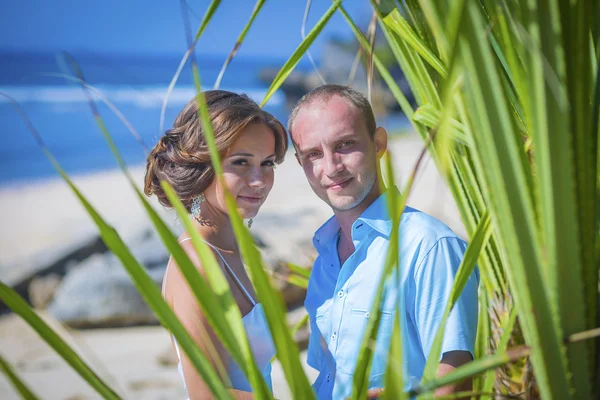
[1,0,599,399]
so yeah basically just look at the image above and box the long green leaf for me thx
[380,152,406,400]
[159,0,221,132]
[2,95,233,399]
[410,345,531,397]
[189,62,315,398]
[224,189,315,398]
[286,262,311,279]
[352,143,431,399]
[0,283,121,399]
[214,0,266,89]
[473,290,490,394]
[481,304,518,395]
[383,9,448,78]
[0,353,40,400]
[59,55,271,396]
[519,0,591,396]
[421,212,491,383]
[339,6,417,123]
[161,183,272,397]
[260,0,341,107]
[413,104,470,146]
[382,308,407,400]
[456,3,572,398]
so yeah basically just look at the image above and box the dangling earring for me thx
[247,218,253,229]
[190,193,211,226]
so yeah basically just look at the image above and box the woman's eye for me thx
[262,160,276,167]
[232,159,249,166]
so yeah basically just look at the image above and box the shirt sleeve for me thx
[412,236,479,360]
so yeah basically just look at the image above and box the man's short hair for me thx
[287,84,377,140]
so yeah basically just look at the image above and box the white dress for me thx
[168,238,275,396]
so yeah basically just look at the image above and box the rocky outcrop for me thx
[30,227,310,329]
[47,253,165,328]
[1,234,108,314]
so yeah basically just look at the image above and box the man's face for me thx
[292,96,386,212]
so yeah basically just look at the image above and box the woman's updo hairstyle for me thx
[144,90,288,211]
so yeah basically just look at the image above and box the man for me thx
[288,85,479,399]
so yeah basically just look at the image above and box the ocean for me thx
[0,51,409,186]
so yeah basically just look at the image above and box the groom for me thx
[288,85,479,399]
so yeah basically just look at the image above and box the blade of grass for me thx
[381,148,406,400]
[286,262,311,279]
[214,0,266,89]
[456,3,571,398]
[2,94,233,399]
[413,104,470,146]
[223,189,315,398]
[189,63,315,398]
[0,352,41,400]
[301,0,326,85]
[63,52,271,396]
[382,309,407,400]
[162,183,272,397]
[481,304,518,394]
[351,139,434,399]
[519,0,591,395]
[260,0,341,107]
[0,283,121,400]
[339,6,416,121]
[383,9,448,78]
[159,0,221,133]
[421,212,491,383]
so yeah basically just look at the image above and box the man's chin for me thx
[327,195,363,212]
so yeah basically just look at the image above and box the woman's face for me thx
[204,123,277,219]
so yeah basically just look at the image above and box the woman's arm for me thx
[166,249,257,400]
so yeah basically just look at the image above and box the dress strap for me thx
[178,237,256,306]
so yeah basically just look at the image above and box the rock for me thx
[2,234,108,314]
[119,229,169,269]
[48,254,164,328]
[28,273,62,309]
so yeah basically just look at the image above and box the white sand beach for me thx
[0,134,465,399]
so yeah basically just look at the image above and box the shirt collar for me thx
[312,186,406,251]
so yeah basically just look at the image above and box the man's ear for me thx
[295,152,302,166]
[374,126,388,159]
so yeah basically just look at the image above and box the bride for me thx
[144,90,288,399]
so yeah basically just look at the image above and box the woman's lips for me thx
[238,195,263,204]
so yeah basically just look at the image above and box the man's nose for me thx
[323,151,344,177]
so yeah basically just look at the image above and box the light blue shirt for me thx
[304,188,479,399]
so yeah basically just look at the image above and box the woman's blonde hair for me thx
[144,90,288,211]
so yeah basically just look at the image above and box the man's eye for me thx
[307,152,320,159]
[339,141,355,148]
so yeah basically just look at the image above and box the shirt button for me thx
[326,373,331,382]
[365,312,370,318]
[337,290,344,298]
[331,332,337,341]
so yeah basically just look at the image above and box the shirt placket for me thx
[329,224,364,357]
[328,246,346,358]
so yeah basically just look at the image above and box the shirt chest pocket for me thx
[338,307,395,377]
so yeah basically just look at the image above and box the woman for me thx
[144,90,288,399]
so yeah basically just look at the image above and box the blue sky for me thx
[1,1,371,59]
